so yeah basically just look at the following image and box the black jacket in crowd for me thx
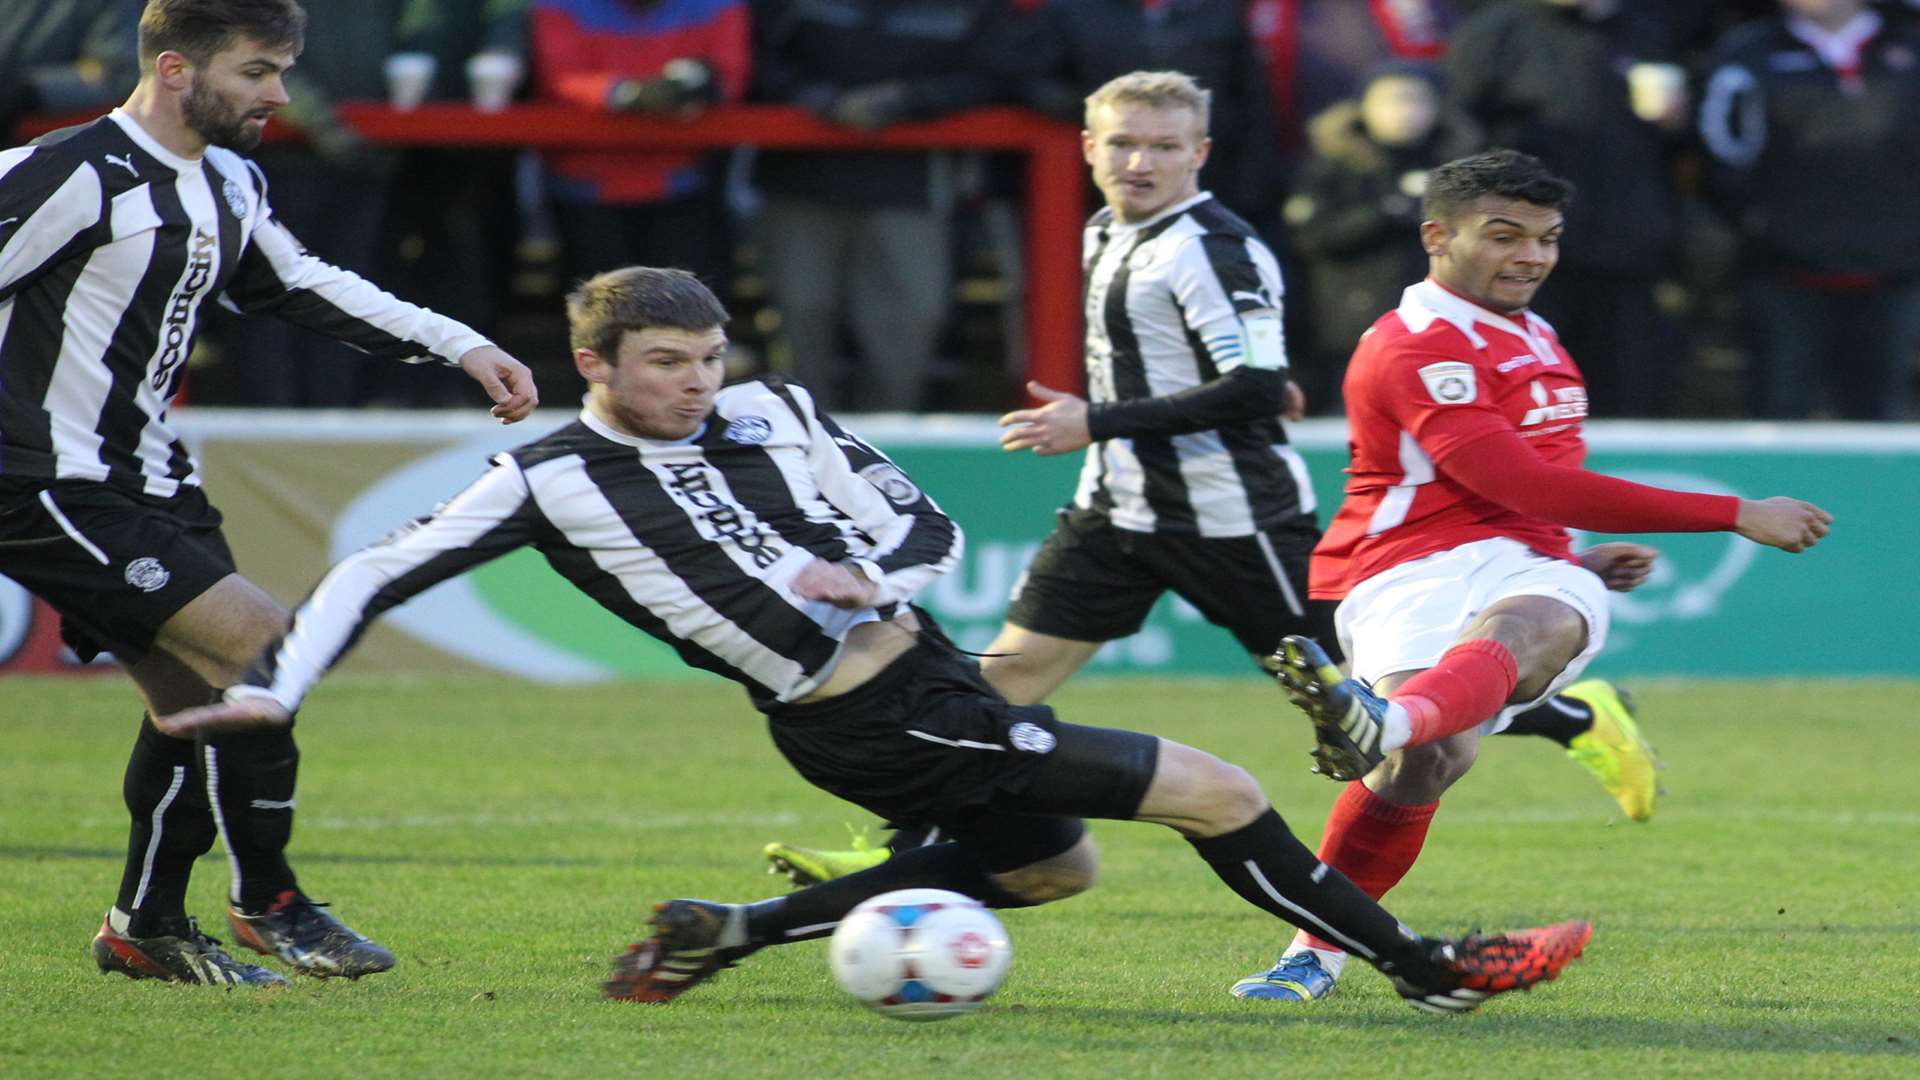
[1698,8,1920,279]
[1283,98,1483,372]
[750,0,1011,210]
[1446,0,1682,277]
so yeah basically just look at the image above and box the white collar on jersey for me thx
[1786,9,1881,71]
[1399,278,1553,350]
[1105,190,1213,234]
[106,109,202,174]
[579,403,708,448]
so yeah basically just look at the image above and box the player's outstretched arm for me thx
[1733,496,1833,553]
[154,694,292,738]
[458,345,540,423]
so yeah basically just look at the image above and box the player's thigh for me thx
[978,624,1104,705]
[0,480,244,666]
[152,572,289,686]
[1004,511,1164,647]
[1479,561,1610,721]
[1131,738,1267,837]
[1145,515,1338,661]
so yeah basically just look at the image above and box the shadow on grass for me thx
[0,844,610,869]
[1008,1004,1919,1059]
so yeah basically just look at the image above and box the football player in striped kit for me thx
[0,0,537,985]
[160,265,1593,1014]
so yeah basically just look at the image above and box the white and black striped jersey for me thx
[0,110,489,497]
[229,379,963,711]
[1075,191,1315,538]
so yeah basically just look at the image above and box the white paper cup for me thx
[383,52,436,111]
[466,52,524,113]
[1627,62,1688,124]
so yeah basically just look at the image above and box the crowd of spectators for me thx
[7,0,1918,419]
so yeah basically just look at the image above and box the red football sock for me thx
[1390,638,1518,747]
[1300,782,1438,953]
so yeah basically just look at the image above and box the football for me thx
[828,888,1012,1021]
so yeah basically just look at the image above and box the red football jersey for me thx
[1312,279,1591,599]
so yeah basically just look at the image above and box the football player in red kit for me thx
[1235,149,1832,1001]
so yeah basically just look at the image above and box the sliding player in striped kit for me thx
[159,265,1593,1014]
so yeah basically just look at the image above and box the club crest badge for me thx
[222,178,249,219]
[1008,722,1057,754]
[124,557,171,593]
[857,463,921,505]
[724,415,772,444]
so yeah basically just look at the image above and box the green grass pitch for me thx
[4,675,1917,1078]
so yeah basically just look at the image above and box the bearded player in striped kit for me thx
[0,0,537,985]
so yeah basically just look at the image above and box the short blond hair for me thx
[1083,70,1211,133]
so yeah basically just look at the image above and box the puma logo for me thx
[0,216,18,230]
[1231,287,1278,309]
[103,153,139,177]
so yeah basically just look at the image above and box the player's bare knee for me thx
[992,836,1098,903]
[1194,757,1268,831]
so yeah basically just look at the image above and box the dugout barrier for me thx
[14,104,1091,396]
[4,412,1914,679]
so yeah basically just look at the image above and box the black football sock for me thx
[744,842,1035,946]
[1497,694,1595,747]
[198,727,301,912]
[116,715,217,938]
[1186,808,1437,978]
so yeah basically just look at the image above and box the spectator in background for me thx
[529,0,748,301]
[1246,0,1457,173]
[1447,0,1689,417]
[381,0,533,405]
[1283,62,1481,411]
[751,0,1010,412]
[1698,0,1920,420]
[1,1,143,140]
[209,2,409,407]
[999,0,1281,225]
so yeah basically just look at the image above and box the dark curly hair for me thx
[1422,149,1575,223]
[138,0,306,70]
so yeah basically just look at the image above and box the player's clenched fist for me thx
[1734,496,1834,553]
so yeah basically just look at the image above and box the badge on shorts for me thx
[858,463,921,505]
[124,557,171,593]
[1417,361,1478,404]
[723,415,772,444]
[1007,722,1056,754]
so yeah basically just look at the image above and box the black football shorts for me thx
[0,478,239,663]
[1005,507,1342,663]
[766,631,1161,873]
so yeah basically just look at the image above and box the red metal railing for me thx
[16,104,1088,394]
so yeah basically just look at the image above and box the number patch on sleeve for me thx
[1417,361,1478,404]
